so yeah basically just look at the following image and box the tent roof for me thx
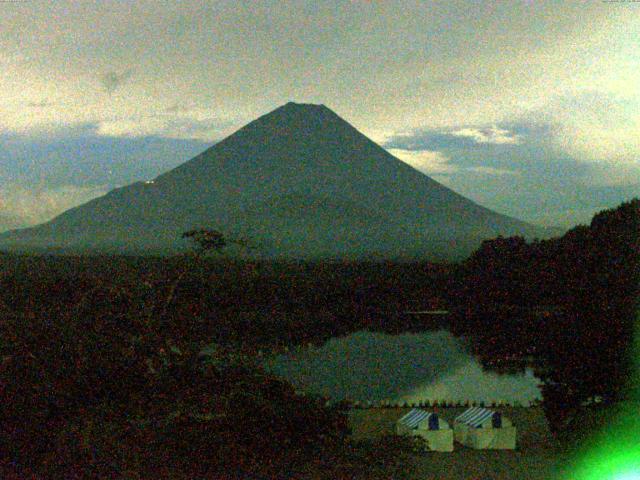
[455,407,499,428]
[397,409,435,429]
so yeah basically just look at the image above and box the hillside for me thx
[0,213,24,234]
[0,102,554,259]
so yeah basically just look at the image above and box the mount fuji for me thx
[0,102,554,259]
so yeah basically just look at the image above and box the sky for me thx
[0,0,638,230]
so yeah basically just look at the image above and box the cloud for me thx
[0,212,23,233]
[581,161,640,187]
[385,125,523,151]
[95,113,234,141]
[383,105,637,228]
[386,131,475,151]
[535,91,640,164]
[0,184,108,226]
[0,127,210,188]
[99,69,135,94]
[26,99,55,108]
[388,148,520,178]
[0,0,634,137]
[385,98,639,183]
[451,126,521,145]
[387,148,457,175]
[164,102,195,113]
[0,1,636,230]
[467,166,519,176]
[360,128,395,146]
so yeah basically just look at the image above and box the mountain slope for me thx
[0,213,24,234]
[0,102,554,259]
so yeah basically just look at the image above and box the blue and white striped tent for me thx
[397,408,441,431]
[453,407,515,449]
[395,408,454,451]
[455,407,503,429]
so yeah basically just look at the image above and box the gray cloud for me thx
[385,110,638,227]
[0,125,209,188]
[386,125,523,151]
[26,100,55,108]
[0,125,213,228]
[0,212,23,233]
[99,69,135,94]
[164,102,194,113]
[95,114,233,141]
[0,0,633,131]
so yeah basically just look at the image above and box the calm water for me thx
[265,330,542,405]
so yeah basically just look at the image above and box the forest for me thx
[449,199,639,438]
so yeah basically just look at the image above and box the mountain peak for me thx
[230,101,353,145]
[267,101,333,119]
[282,101,327,109]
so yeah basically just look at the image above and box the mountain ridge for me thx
[0,213,25,234]
[0,102,557,259]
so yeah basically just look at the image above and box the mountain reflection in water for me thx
[265,330,542,405]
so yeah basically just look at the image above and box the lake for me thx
[265,330,542,405]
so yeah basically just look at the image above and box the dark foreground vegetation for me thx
[449,199,640,440]
[0,199,637,477]
[1,255,442,478]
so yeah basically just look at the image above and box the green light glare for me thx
[566,403,640,479]
[566,312,640,480]
[613,473,640,480]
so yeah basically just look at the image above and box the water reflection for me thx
[266,330,542,404]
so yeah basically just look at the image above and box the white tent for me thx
[453,407,516,450]
[395,409,453,452]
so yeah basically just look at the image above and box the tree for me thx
[182,229,249,258]
[152,230,237,347]
[182,229,227,256]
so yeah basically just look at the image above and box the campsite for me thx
[349,406,567,480]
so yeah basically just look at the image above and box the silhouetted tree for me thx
[182,229,227,255]
[159,229,237,325]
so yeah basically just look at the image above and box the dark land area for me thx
[0,199,638,478]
